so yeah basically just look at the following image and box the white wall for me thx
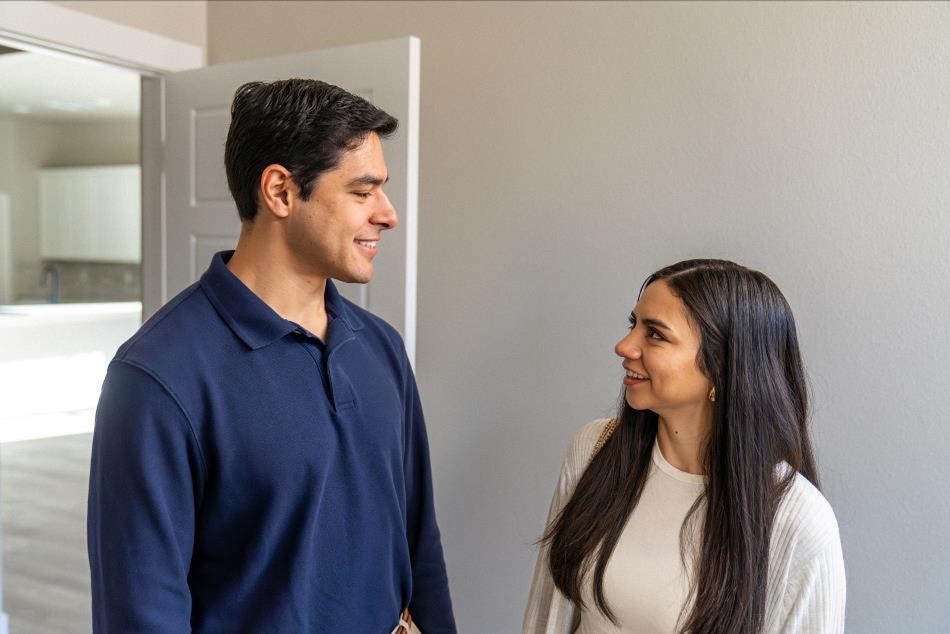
[205,1,946,630]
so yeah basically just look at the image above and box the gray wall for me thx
[206,2,948,631]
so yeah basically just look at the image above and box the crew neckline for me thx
[652,440,707,485]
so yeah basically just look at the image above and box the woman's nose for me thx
[614,331,641,359]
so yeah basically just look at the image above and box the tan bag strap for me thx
[590,418,619,459]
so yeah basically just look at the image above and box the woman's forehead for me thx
[635,280,682,317]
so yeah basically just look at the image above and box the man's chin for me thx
[334,271,373,285]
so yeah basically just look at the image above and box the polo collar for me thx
[200,251,364,350]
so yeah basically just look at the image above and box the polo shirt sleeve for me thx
[402,359,457,633]
[87,360,205,633]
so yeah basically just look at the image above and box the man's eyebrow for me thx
[346,174,389,187]
[631,311,673,332]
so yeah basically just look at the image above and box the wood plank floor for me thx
[1,433,92,634]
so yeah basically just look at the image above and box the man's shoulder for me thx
[114,282,220,372]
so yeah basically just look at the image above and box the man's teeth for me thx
[626,370,649,380]
[356,240,378,248]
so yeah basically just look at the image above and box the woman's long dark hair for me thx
[543,259,818,633]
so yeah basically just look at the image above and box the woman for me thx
[524,259,845,633]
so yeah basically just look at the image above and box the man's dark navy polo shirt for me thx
[87,251,455,633]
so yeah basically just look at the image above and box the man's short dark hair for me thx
[224,78,398,222]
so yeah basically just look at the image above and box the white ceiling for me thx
[0,50,139,122]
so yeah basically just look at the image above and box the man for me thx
[88,79,455,633]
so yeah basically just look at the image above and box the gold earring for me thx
[708,387,716,402]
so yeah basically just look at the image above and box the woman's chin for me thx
[625,390,660,414]
[625,394,646,411]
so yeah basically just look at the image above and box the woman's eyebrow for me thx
[644,318,673,332]
[630,311,673,332]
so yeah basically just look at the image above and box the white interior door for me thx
[142,37,420,362]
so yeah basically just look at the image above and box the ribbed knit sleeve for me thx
[764,473,847,633]
[523,419,610,634]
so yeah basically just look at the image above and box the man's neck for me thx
[227,233,330,341]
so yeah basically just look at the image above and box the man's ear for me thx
[258,164,294,219]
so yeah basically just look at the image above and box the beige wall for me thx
[200,2,949,631]
[43,119,139,167]
[0,119,15,213]
[0,117,139,298]
[0,118,62,270]
[0,118,16,303]
[51,1,207,53]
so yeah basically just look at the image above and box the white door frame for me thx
[0,1,202,73]
[0,4,202,633]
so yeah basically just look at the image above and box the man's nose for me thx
[374,191,398,230]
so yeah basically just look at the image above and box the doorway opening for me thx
[0,42,142,633]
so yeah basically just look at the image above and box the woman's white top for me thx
[523,419,846,633]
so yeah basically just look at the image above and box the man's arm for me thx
[402,363,456,633]
[87,361,204,633]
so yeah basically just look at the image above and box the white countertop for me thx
[0,301,143,426]
[0,302,141,326]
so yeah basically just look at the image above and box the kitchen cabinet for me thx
[39,165,141,263]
